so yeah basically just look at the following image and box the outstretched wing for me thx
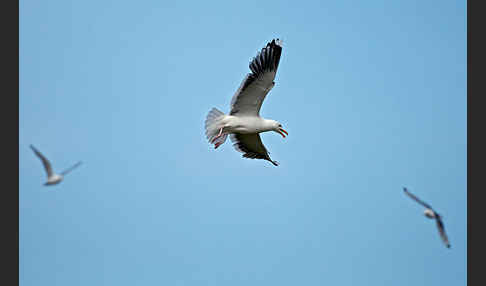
[403,187,433,210]
[61,161,82,176]
[30,145,54,178]
[229,39,283,116]
[230,133,278,166]
[435,215,451,248]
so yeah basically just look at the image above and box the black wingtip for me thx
[248,38,283,76]
[269,38,283,47]
[30,144,39,153]
[269,39,283,50]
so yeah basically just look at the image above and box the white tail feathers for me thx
[205,108,228,147]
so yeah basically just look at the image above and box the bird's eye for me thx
[278,124,282,127]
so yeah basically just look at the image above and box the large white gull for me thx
[403,187,451,248]
[205,39,288,166]
[30,144,82,186]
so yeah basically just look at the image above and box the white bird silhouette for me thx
[403,187,451,248]
[30,144,82,186]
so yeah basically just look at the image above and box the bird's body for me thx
[45,174,63,186]
[403,187,451,248]
[424,208,436,219]
[205,39,288,166]
[216,116,279,134]
[30,144,82,186]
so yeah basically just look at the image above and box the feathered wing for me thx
[30,145,54,178]
[60,161,82,176]
[230,133,278,166]
[435,215,451,248]
[229,39,283,116]
[403,187,433,210]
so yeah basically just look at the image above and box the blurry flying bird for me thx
[403,187,451,248]
[30,144,82,186]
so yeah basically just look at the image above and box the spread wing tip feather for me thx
[248,38,283,76]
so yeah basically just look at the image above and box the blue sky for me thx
[20,0,466,285]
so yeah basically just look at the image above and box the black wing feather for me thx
[230,133,279,166]
[435,215,451,248]
[30,144,54,177]
[403,187,434,210]
[229,39,283,116]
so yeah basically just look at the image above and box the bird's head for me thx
[271,121,288,138]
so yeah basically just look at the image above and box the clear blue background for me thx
[20,0,466,285]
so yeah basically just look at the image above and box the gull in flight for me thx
[30,144,82,186]
[204,38,288,166]
[403,187,451,248]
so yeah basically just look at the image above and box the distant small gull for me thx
[403,187,451,248]
[204,39,288,166]
[30,144,82,186]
